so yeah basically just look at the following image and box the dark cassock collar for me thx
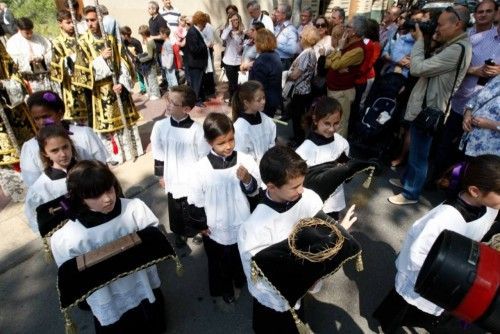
[170,115,194,128]
[207,150,237,169]
[44,158,77,181]
[261,189,302,213]
[307,131,335,146]
[239,111,262,125]
[76,198,122,228]
[445,194,487,223]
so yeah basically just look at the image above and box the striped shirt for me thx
[451,26,500,115]
[160,7,181,28]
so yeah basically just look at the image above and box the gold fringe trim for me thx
[356,253,364,272]
[63,310,77,334]
[57,254,178,331]
[291,308,313,334]
[43,238,54,263]
[362,167,375,189]
[175,256,184,277]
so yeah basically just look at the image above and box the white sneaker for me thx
[149,95,160,101]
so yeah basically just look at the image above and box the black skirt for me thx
[94,288,166,334]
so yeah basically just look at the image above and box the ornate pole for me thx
[94,1,137,159]
[0,106,20,156]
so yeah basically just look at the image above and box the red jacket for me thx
[355,40,381,85]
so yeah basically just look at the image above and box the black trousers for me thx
[349,83,367,136]
[373,288,443,334]
[203,236,245,297]
[224,63,240,99]
[252,298,305,334]
[188,67,204,102]
[167,193,189,236]
[290,93,313,143]
[94,288,166,334]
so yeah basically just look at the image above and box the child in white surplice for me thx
[50,160,166,333]
[150,85,209,247]
[24,124,77,233]
[187,113,261,305]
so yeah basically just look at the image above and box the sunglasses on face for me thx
[315,23,327,28]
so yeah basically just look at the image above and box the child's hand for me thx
[340,205,357,230]
[201,228,211,236]
[159,178,166,188]
[236,165,252,184]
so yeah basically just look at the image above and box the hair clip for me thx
[43,117,57,126]
[449,162,466,191]
[42,92,57,102]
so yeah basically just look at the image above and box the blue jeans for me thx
[401,124,434,200]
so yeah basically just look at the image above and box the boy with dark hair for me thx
[120,25,147,95]
[160,26,178,88]
[150,85,209,247]
[238,145,357,333]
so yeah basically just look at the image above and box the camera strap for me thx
[422,42,465,114]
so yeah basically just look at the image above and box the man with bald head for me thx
[389,6,472,206]
[380,6,401,48]
[247,0,274,31]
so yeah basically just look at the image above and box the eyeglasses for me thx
[166,98,183,108]
[315,23,327,28]
[445,6,463,22]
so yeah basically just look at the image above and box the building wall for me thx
[80,0,277,38]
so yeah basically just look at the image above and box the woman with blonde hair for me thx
[284,25,321,144]
[249,29,283,118]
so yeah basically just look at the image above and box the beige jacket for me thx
[404,33,472,121]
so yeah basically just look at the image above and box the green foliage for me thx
[7,0,59,38]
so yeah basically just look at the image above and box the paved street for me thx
[0,91,486,334]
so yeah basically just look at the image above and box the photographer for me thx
[431,0,500,183]
[388,6,472,205]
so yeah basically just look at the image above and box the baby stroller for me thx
[350,73,406,162]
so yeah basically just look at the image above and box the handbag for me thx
[413,43,465,134]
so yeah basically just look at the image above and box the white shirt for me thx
[160,6,181,29]
[24,173,67,233]
[248,13,274,32]
[221,26,244,66]
[296,133,350,212]
[395,203,498,315]
[238,189,323,311]
[51,198,162,326]
[234,112,276,163]
[150,117,209,198]
[188,151,260,245]
[6,32,52,73]
[20,124,108,187]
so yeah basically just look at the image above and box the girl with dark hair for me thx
[50,160,167,333]
[232,80,276,163]
[24,124,77,233]
[374,154,500,333]
[187,112,260,305]
[295,97,349,220]
[20,90,107,186]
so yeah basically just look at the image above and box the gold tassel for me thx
[291,309,312,334]
[362,167,375,189]
[63,310,77,334]
[251,262,258,284]
[43,238,54,263]
[356,253,364,272]
[175,257,184,277]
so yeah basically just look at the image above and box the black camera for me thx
[403,20,437,34]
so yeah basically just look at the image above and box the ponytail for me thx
[231,80,264,121]
[302,96,343,131]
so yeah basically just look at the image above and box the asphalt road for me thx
[0,93,487,334]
